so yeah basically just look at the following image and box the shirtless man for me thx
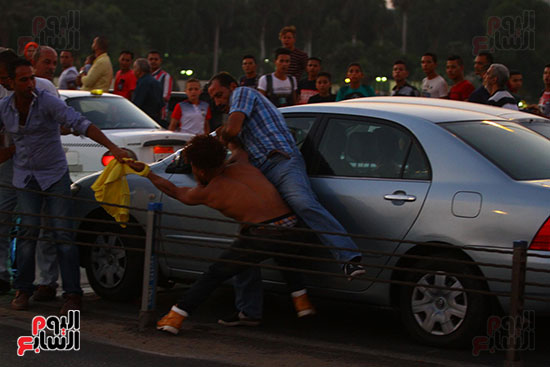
[126,135,315,335]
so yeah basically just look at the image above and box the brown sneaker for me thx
[157,306,188,335]
[33,285,57,301]
[292,290,316,318]
[59,293,82,315]
[11,291,30,310]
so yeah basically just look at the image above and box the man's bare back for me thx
[202,159,291,223]
[127,146,291,224]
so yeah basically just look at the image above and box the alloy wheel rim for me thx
[410,271,468,336]
[90,233,127,289]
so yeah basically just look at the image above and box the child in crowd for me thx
[336,63,375,101]
[308,72,336,103]
[169,78,211,135]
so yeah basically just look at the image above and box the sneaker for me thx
[0,279,10,294]
[218,311,261,327]
[292,290,316,318]
[343,257,366,278]
[33,285,57,301]
[60,293,82,315]
[11,291,30,310]
[157,306,188,335]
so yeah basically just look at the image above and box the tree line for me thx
[1,0,549,101]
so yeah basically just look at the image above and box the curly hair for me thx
[183,135,226,171]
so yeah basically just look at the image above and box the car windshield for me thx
[65,96,161,130]
[442,120,550,180]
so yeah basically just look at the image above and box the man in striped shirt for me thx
[279,25,308,80]
[148,50,173,121]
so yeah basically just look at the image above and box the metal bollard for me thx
[138,202,163,330]
[504,240,528,367]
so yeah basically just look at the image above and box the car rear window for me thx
[442,120,550,180]
[66,96,161,129]
[517,121,550,140]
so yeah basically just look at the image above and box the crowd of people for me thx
[0,24,549,334]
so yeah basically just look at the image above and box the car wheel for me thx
[399,257,490,347]
[84,222,144,301]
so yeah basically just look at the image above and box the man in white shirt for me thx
[257,48,297,107]
[58,50,78,90]
[420,52,448,98]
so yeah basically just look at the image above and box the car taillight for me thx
[530,217,550,251]
[154,146,174,154]
[101,149,137,166]
[101,152,115,166]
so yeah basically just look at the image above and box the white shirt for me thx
[58,66,78,89]
[257,73,297,96]
[421,75,448,98]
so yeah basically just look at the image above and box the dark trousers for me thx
[177,224,306,314]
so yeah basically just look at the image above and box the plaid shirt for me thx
[229,87,295,167]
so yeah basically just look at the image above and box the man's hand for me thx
[125,159,146,172]
[110,146,130,162]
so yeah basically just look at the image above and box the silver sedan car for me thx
[70,101,550,347]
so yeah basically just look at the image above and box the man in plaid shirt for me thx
[207,72,365,326]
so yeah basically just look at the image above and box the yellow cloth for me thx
[81,53,113,91]
[91,159,151,227]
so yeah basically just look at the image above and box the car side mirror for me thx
[165,150,192,174]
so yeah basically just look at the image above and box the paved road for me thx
[0,322,240,367]
[1,282,548,367]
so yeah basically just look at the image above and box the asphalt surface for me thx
[1,277,549,367]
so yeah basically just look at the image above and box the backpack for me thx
[265,74,295,107]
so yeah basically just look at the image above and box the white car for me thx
[60,90,194,181]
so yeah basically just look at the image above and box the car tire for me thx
[399,256,490,347]
[84,221,144,301]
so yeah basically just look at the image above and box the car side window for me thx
[316,117,431,180]
[284,115,316,148]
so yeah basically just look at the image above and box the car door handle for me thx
[384,194,416,202]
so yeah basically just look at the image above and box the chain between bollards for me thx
[139,201,163,330]
[504,240,528,367]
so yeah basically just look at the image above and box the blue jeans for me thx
[233,149,361,317]
[36,225,60,287]
[0,160,16,283]
[177,224,305,315]
[14,172,81,295]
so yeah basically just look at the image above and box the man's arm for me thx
[168,117,180,132]
[125,160,207,206]
[148,171,207,205]
[85,124,128,162]
[220,111,245,144]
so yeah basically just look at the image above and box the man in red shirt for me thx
[446,55,474,101]
[113,50,137,99]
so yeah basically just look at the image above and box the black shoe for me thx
[218,311,261,327]
[343,257,366,278]
[0,279,10,294]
